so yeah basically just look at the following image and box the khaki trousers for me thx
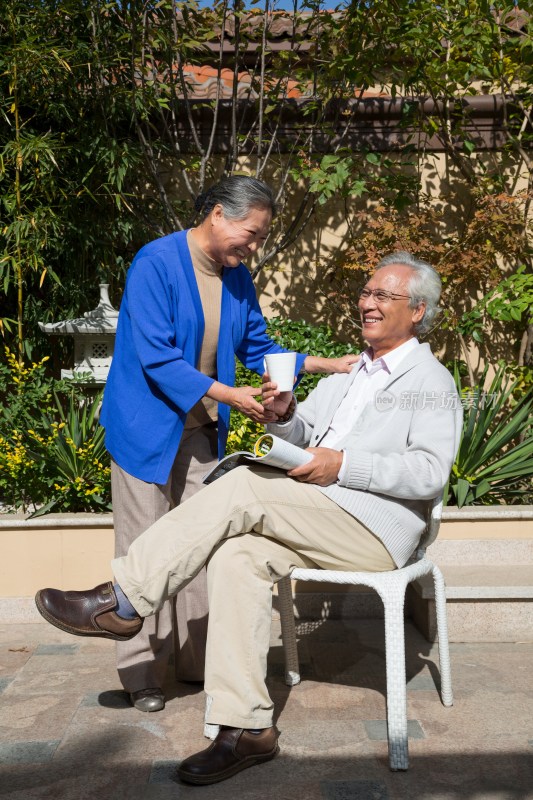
[111,423,218,692]
[113,464,395,727]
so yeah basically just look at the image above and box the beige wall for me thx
[1,524,114,597]
[157,146,530,372]
[243,152,531,366]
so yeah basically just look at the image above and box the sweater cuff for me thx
[338,450,373,490]
[337,450,348,483]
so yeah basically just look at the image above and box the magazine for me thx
[203,433,313,484]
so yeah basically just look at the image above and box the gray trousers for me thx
[111,423,218,693]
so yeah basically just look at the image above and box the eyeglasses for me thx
[358,288,412,303]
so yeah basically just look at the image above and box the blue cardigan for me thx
[100,230,305,484]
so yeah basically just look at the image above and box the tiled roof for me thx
[502,5,530,31]
[149,8,530,102]
[178,8,337,54]
[180,64,310,100]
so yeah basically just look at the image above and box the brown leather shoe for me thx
[177,726,279,785]
[34,582,143,642]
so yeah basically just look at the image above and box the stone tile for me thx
[282,719,370,753]
[0,618,533,800]
[0,641,34,681]
[0,622,68,645]
[428,688,533,740]
[0,691,82,743]
[8,650,121,698]
[0,676,13,694]
[406,673,439,691]
[321,780,390,800]
[276,681,386,722]
[148,759,180,784]
[363,720,425,741]
[1,764,157,800]
[35,643,79,656]
[53,704,193,766]
[82,690,131,709]
[0,739,60,763]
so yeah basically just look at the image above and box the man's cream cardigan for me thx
[267,343,463,567]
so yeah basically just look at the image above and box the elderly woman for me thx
[100,175,356,712]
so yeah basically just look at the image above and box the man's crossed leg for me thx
[35,465,393,784]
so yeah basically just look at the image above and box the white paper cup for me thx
[264,352,297,392]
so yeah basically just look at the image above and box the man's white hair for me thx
[375,251,442,335]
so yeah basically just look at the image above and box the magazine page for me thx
[203,435,312,484]
[253,434,312,471]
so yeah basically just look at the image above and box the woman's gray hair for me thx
[194,175,276,221]
[375,251,442,335]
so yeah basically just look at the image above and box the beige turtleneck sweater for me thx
[184,229,223,428]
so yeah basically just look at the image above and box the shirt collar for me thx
[361,337,420,375]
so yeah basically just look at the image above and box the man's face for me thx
[358,264,426,357]
[208,204,272,267]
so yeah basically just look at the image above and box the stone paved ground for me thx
[1,617,532,800]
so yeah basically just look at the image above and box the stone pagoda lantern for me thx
[39,284,119,384]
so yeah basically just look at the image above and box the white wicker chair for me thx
[276,495,453,771]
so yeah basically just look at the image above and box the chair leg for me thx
[277,575,301,686]
[382,587,409,771]
[432,566,453,707]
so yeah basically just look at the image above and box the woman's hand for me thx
[206,381,277,423]
[303,353,360,374]
[230,385,278,422]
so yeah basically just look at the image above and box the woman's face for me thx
[207,204,272,267]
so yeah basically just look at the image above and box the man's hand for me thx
[287,447,343,486]
[261,374,294,418]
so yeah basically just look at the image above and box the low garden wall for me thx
[1,507,532,642]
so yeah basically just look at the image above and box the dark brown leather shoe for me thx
[177,726,279,785]
[34,582,143,642]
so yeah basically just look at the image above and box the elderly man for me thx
[36,251,462,786]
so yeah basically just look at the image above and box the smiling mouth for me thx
[362,316,382,324]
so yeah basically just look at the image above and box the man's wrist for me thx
[276,395,296,423]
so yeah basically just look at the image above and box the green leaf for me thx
[456,478,473,508]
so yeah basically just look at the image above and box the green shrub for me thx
[25,391,111,517]
[446,362,533,507]
[0,349,111,515]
